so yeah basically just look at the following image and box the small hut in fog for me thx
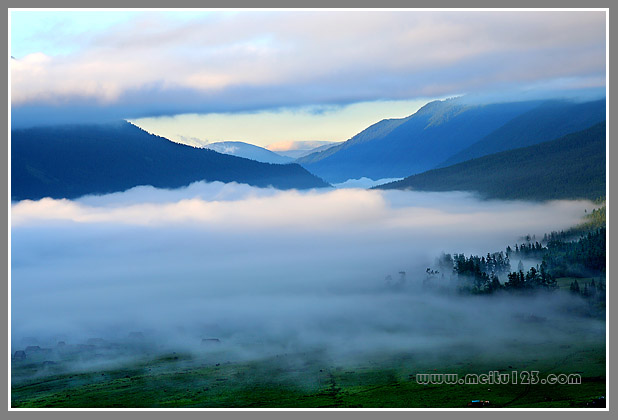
[13,350,26,360]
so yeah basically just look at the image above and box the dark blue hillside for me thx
[439,99,606,167]
[11,121,329,201]
[299,99,542,183]
[377,123,606,201]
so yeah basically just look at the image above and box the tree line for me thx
[424,221,605,297]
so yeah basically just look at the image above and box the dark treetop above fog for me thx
[11,121,329,201]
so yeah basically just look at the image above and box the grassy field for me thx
[12,333,606,408]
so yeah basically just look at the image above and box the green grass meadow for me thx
[12,333,605,408]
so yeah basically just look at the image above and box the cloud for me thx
[333,177,404,189]
[10,11,606,126]
[11,182,603,366]
[12,181,591,233]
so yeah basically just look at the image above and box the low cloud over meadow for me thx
[11,182,602,362]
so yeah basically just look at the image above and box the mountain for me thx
[438,99,606,167]
[202,141,294,164]
[297,98,544,183]
[297,97,606,184]
[297,117,410,165]
[376,123,606,201]
[11,121,329,201]
[270,141,343,159]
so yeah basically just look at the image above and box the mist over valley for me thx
[11,183,601,360]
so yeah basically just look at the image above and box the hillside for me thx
[275,142,342,159]
[202,141,294,164]
[11,122,329,201]
[297,98,543,183]
[439,99,606,167]
[376,123,606,201]
[297,116,412,165]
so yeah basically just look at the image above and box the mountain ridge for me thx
[438,99,606,167]
[11,121,329,201]
[375,123,606,201]
[298,98,544,183]
[202,141,294,164]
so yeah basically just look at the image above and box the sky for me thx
[127,99,434,149]
[10,10,607,148]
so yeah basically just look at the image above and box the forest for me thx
[424,204,606,302]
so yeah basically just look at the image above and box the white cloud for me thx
[11,11,606,112]
[11,182,600,361]
[11,181,591,235]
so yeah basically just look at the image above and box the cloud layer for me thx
[12,181,590,233]
[11,182,599,362]
[11,11,606,126]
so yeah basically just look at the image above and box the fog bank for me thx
[11,182,599,362]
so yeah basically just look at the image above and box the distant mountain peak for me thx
[202,141,293,164]
[416,99,472,129]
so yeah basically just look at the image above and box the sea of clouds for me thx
[10,182,602,362]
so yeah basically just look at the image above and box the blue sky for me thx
[10,10,606,148]
[11,11,138,57]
